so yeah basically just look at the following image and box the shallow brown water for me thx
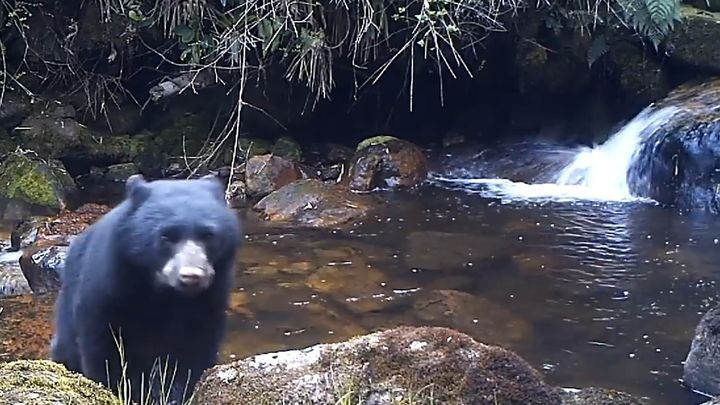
[1,185,717,404]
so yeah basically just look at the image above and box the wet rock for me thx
[11,204,107,295]
[254,179,376,228]
[627,79,720,212]
[683,304,720,396]
[560,387,646,404]
[0,360,121,405]
[412,289,532,344]
[227,179,247,208]
[348,137,428,191]
[245,154,302,198]
[193,326,562,405]
[670,6,720,71]
[608,42,669,106]
[272,136,302,161]
[405,231,504,271]
[0,91,32,128]
[0,251,31,298]
[0,153,76,216]
[10,217,42,251]
[19,242,66,295]
[318,163,344,181]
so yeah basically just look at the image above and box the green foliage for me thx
[619,0,682,49]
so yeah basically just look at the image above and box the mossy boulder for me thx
[356,135,399,151]
[0,360,121,405]
[349,137,428,191]
[670,6,720,71]
[17,105,150,166]
[0,154,76,211]
[193,326,562,404]
[155,112,212,157]
[272,136,302,161]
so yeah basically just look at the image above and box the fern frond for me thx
[618,0,681,49]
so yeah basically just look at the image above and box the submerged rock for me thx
[560,387,647,404]
[683,305,720,396]
[245,154,302,198]
[348,137,428,191]
[412,289,532,344]
[0,360,121,405]
[405,231,505,271]
[253,179,376,228]
[193,326,562,404]
[0,153,76,216]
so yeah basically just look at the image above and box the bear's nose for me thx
[178,267,204,286]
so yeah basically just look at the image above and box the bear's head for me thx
[117,174,242,296]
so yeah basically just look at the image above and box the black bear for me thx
[50,174,242,404]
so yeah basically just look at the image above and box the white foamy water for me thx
[433,106,680,204]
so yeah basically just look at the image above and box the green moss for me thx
[0,154,74,208]
[86,134,147,161]
[0,360,121,405]
[272,136,302,161]
[356,135,399,151]
[239,138,272,156]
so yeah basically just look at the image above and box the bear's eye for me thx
[197,225,217,242]
[159,228,180,245]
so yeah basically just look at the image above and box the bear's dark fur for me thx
[50,174,242,404]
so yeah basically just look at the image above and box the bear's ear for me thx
[126,174,151,206]
[199,174,226,202]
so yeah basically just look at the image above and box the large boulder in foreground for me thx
[253,179,377,228]
[0,360,120,405]
[626,79,720,212]
[683,305,720,396]
[349,136,428,191]
[193,326,562,404]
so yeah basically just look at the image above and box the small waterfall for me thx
[432,105,682,203]
[553,106,680,200]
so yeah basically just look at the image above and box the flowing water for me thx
[1,102,719,404]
